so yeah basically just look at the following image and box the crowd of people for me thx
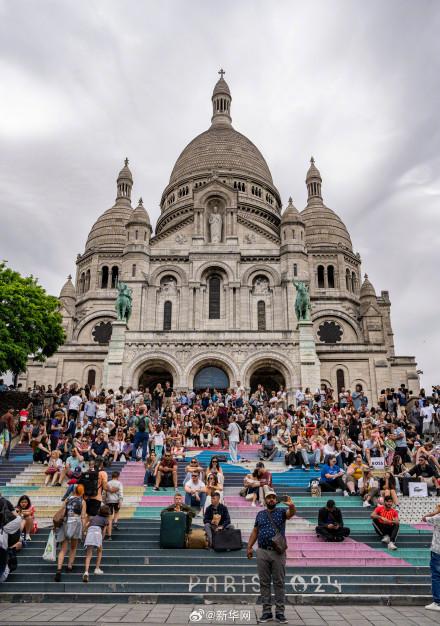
[0,379,440,613]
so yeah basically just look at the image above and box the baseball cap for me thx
[326,499,336,510]
[73,467,82,474]
[414,441,421,447]
[264,488,277,499]
[256,462,265,468]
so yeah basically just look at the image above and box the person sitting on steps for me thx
[316,499,351,542]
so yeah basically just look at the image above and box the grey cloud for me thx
[1,0,439,388]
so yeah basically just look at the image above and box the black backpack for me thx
[77,469,99,497]
[138,417,146,432]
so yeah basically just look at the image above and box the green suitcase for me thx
[160,511,187,548]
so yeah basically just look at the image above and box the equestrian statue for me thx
[292,277,311,321]
[115,276,133,324]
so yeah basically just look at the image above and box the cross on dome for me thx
[218,68,225,78]
[310,156,315,165]
[138,197,143,205]
[125,157,129,166]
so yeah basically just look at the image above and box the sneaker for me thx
[251,502,256,507]
[425,602,440,611]
[314,464,319,471]
[83,572,89,583]
[197,511,203,517]
[174,487,179,492]
[388,542,397,550]
[94,568,104,574]
[363,501,371,507]
[260,501,265,507]
[143,484,147,487]
[344,491,349,497]
[113,524,120,531]
[54,570,62,582]
[349,491,357,497]
[153,487,159,491]
[301,464,306,470]
[382,535,390,543]
[305,465,310,471]
[104,535,112,541]
[275,615,289,624]
[287,465,294,470]
[257,614,273,623]
[25,534,31,541]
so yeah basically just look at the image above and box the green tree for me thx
[0,262,66,376]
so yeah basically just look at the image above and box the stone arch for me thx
[126,351,183,390]
[195,186,235,207]
[83,364,102,389]
[242,352,295,396]
[74,311,117,341]
[149,264,189,287]
[195,260,234,283]
[311,309,362,342]
[240,265,280,287]
[185,352,239,391]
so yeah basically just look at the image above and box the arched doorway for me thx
[194,366,229,392]
[249,366,286,396]
[139,365,173,391]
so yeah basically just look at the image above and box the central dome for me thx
[169,125,274,187]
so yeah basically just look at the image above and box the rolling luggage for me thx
[160,511,186,548]
[212,527,242,552]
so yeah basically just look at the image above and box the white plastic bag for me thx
[43,530,56,562]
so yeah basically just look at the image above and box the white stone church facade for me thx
[21,73,419,403]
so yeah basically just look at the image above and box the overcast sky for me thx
[1,0,439,390]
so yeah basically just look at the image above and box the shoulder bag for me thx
[266,510,287,554]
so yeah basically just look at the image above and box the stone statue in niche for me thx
[253,277,270,295]
[209,206,222,243]
[160,277,177,296]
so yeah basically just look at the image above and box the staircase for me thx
[0,443,434,605]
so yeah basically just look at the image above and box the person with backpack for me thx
[131,411,151,463]
[54,484,86,582]
[78,457,118,521]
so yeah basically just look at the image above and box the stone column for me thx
[105,320,127,390]
[298,320,321,392]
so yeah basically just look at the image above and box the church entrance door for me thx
[139,366,173,391]
[249,366,285,396]
[193,366,229,393]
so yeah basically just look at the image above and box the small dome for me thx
[301,203,353,251]
[126,198,151,226]
[213,76,231,98]
[360,274,377,299]
[59,275,76,300]
[85,204,133,252]
[118,158,133,183]
[281,197,304,225]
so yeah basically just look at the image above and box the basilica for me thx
[20,72,419,403]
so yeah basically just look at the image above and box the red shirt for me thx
[1,412,14,434]
[374,505,398,525]
[259,471,273,487]
[160,459,177,470]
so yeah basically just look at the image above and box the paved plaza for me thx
[0,603,439,626]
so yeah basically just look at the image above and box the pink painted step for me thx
[410,522,433,531]
[286,557,411,566]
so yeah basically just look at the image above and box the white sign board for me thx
[408,482,428,497]
[370,457,385,469]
